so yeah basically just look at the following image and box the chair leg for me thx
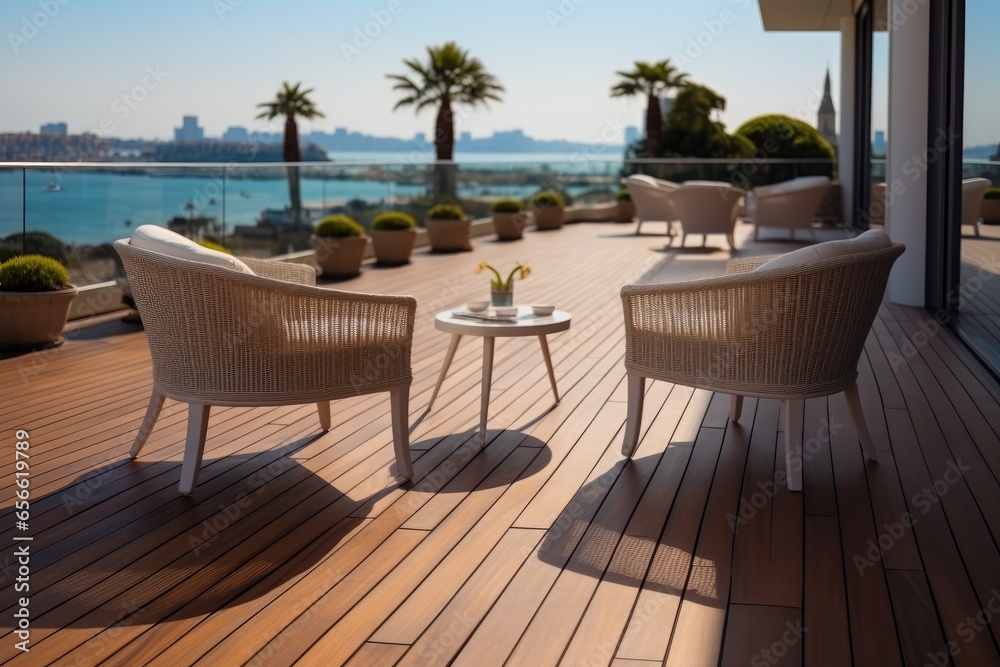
[390,386,413,479]
[316,401,331,431]
[782,399,803,492]
[635,220,643,235]
[702,234,707,247]
[622,374,645,458]
[179,404,211,495]
[844,383,878,462]
[730,395,744,422]
[727,233,735,250]
[131,388,165,458]
[754,225,760,241]
[810,228,817,242]
[681,233,687,247]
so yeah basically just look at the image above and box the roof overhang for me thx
[757,0,888,31]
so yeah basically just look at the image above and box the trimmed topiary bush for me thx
[984,187,1000,200]
[491,198,524,213]
[0,254,71,292]
[427,204,465,220]
[615,189,632,201]
[734,114,835,185]
[315,215,365,238]
[197,240,232,254]
[532,191,564,208]
[372,212,417,231]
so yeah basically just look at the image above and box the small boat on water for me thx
[44,180,62,192]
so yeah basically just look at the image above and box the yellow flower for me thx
[475,261,531,290]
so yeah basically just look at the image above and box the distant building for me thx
[174,116,204,143]
[872,130,887,157]
[817,68,837,148]
[992,141,1000,161]
[414,132,426,144]
[40,122,68,137]
[222,126,249,142]
[459,131,472,144]
[624,126,639,147]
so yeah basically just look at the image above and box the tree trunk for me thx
[432,100,457,200]
[284,117,303,226]
[645,92,662,157]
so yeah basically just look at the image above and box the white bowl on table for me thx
[466,300,489,312]
[494,306,518,318]
[531,304,555,316]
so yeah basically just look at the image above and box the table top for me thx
[435,306,571,337]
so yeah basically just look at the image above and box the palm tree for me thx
[611,60,689,157]
[388,42,504,165]
[256,82,324,225]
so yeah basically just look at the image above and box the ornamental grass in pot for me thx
[371,212,417,266]
[426,204,471,252]
[311,215,369,278]
[615,188,636,222]
[532,191,564,230]
[0,254,78,348]
[491,198,527,241]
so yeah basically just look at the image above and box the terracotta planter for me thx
[616,200,636,223]
[493,212,526,241]
[0,286,78,348]
[372,228,417,266]
[426,218,472,252]
[534,206,564,230]
[980,199,1000,225]
[311,234,369,278]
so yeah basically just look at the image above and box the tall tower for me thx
[817,68,837,148]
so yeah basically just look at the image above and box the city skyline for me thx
[3,0,852,144]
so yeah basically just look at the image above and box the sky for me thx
[1,0,959,147]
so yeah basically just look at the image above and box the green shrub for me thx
[491,198,525,213]
[372,212,417,231]
[532,191,564,208]
[984,187,1000,200]
[0,231,70,264]
[197,240,232,254]
[0,254,71,292]
[427,204,465,220]
[615,189,632,202]
[734,114,835,185]
[315,215,364,237]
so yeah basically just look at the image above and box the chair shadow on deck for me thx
[535,451,721,609]
[2,442,398,628]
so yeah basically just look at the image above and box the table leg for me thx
[428,334,462,411]
[538,335,559,403]
[480,336,495,446]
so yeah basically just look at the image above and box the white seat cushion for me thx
[130,224,254,274]
[755,229,892,272]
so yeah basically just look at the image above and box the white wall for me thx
[885,0,930,306]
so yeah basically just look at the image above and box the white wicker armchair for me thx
[745,175,830,241]
[669,182,745,250]
[962,177,991,238]
[623,174,680,236]
[115,238,417,494]
[620,233,905,491]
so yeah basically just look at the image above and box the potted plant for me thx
[491,198,528,241]
[311,215,368,278]
[371,211,417,266]
[0,254,78,348]
[615,188,636,222]
[475,260,531,307]
[531,191,565,230]
[426,204,471,252]
[981,187,1000,225]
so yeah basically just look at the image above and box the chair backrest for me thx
[750,176,830,226]
[962,177,991,226]
[624,174,679,222]
[670,183,745,233]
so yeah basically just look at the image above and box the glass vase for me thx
[490,289,513,307]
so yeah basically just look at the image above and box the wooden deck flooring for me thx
[3,221,1000,666]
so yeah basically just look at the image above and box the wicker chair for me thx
[620,232,905,491]
[623,174,680,236]
[962,177,991,238]
[669,182,745,250]
[115,238,417,494]
[745,176,830,242]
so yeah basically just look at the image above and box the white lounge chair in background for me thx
[623,174,680,236]
[670,181,745,250]
[744,175,831,242]
[962,177,991,238]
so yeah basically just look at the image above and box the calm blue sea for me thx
[0,153,623,245]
